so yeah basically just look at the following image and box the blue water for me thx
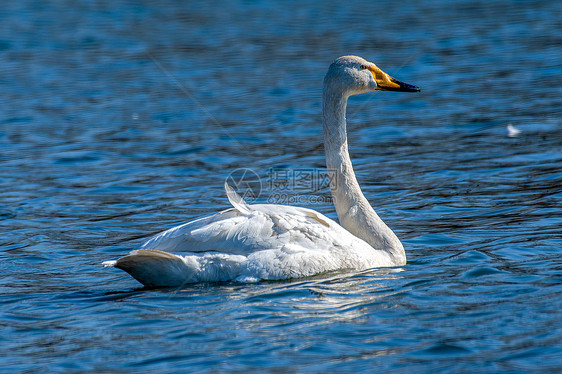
[1,0,561,372]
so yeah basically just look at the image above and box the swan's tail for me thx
[103,249,195,288]
[103,249,248,287]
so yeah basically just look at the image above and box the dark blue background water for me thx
[1,0,561,372]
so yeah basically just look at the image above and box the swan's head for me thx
[324,55,420,97]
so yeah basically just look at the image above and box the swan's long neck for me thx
[322,82,405,265]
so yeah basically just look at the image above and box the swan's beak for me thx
[368,65,420,92]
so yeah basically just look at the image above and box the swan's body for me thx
[104,56,419,287]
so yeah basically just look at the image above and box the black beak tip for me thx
[400,81,421,92]
[389,77,420,92]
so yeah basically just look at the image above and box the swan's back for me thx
[139,199,383,260]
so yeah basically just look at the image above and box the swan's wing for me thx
[139,206,267,254]
[139,183,359,255]
[139,202,351,254]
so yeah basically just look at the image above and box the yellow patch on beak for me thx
[368,65,420,92]
[368,65,401,90]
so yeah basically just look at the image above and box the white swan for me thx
[103,55,420,287]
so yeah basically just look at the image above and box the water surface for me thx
[1,0,561,372]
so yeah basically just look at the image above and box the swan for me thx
[103,55,420,287]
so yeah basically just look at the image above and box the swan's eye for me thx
[360,64,367,70]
